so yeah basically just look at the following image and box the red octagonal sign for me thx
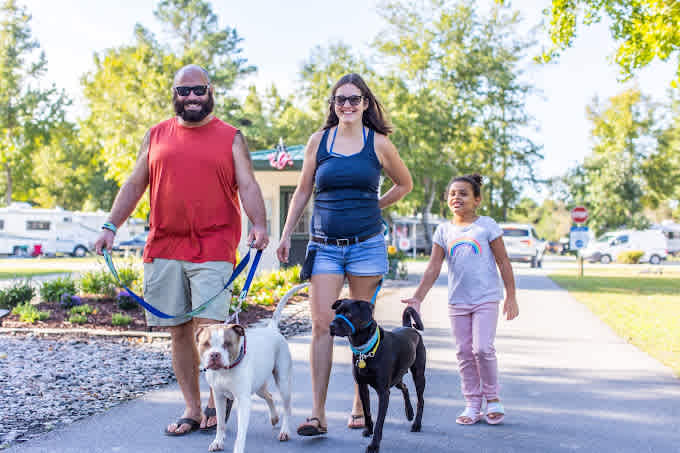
[571,206,588,223]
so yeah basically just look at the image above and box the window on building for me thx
[26,221,50,231]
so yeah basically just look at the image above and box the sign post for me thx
[570,206,589,278]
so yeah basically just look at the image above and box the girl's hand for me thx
[401,296,423,314]
[503,296,519,320]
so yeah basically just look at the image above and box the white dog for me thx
[196,282,308,453]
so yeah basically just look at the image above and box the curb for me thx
[0,326,170,339]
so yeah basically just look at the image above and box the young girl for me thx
[402,173,518,425]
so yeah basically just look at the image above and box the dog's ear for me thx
[231,324,245,337]
[195,325,209,343]
[331,299,345,311]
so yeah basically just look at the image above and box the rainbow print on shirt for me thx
[448,238,482,257]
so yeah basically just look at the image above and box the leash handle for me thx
[228,243,263,324]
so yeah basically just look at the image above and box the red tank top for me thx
[143,117,241,263]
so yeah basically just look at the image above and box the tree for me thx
[536,0,680,86]
[0,0,63,205]
[375,0,542,247]
[80,1,254,217]
[562,89,660,233]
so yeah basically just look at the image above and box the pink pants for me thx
[448,301,500,410]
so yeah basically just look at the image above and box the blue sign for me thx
[570,225,590,250]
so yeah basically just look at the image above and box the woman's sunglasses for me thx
[330,95,364,106]
[175,85,209,97]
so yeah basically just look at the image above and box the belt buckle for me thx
[337,238,350,247]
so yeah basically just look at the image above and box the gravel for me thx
[0,298,312,449]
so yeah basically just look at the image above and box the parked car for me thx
[499,223,546,268]
[117,231,148,256]
[581,229,668,264]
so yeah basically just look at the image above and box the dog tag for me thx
[357,359,366,369]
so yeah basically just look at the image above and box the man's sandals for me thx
[297,417,328,436]
[164,418,200,436]
[200,399,234,432]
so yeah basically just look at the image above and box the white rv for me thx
[658,221,680,256]
[0,203,143,257]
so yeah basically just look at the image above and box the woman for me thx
[276,73,412,436]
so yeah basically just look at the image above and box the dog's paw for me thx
[366,444,380,453]
[278,431,289,441]
[410,421,421,432]
[208,439,224,452]
[362,427,373,438]
[271,415,279,426]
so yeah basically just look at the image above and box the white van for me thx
[582,229,668,264]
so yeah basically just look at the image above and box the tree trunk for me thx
[421,176,435,252]
[5,163,11,205]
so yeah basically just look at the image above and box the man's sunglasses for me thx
[330,95,364,106]
[175,85,209,97]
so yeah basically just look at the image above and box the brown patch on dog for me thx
[224,324,245,364]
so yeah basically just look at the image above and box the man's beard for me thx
[173,92,214,122]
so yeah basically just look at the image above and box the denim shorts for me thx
[308,233,388,276]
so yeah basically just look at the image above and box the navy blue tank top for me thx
[311,127,382,238]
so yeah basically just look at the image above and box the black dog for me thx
[330,299,426,453]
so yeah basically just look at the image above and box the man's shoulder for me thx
[210,117,239,134]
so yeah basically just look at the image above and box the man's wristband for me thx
[101,222,117,234]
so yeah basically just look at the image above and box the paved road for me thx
[7,262,679,453]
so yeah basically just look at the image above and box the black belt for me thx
[310,231,382,247]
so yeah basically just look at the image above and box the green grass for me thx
[0,256,101,266]
[0,269,73,279]
[550,271,680,376]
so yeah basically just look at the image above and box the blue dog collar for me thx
[350,327,380,355]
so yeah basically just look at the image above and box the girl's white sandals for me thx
[456,406,482,425]
[485,401,505,425]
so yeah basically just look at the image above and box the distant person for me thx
[276,73,412,436]
[93,64,268,436]
[402,173,519,425]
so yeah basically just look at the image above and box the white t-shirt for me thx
[432,216,504,305]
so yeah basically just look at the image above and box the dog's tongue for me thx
[206,361,223,370]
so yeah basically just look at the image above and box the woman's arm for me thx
[489,236,519,320]
[401,243,446,313]
[276,132,322,263]
[374,134,413,209]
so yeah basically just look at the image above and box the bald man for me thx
[94,65,269,436]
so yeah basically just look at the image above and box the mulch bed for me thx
[1,294,309,333]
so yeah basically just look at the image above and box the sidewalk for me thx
[7,264,679,452]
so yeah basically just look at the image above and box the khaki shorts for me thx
[143,259,234,327]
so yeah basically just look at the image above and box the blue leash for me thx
[103,248,262,320]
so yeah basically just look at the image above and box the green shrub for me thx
[69,304,94,316]
[0,280,35,309]
[68,314,88,324]
[12,302,50,323]
[116,291,138,310]
[111,313,132,326]
[116,266,142,293]
[40,277,77,303]
[79,269,117,297]
[617,250,645,264]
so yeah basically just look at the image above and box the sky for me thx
[24,0,678,195]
